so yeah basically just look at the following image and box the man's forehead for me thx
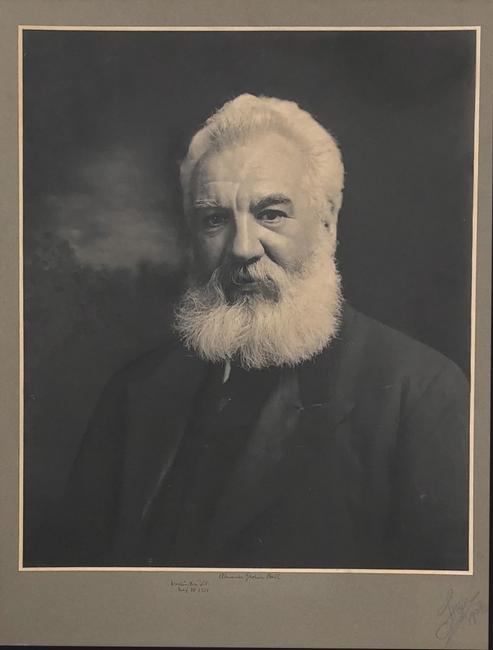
[191,134,306,198]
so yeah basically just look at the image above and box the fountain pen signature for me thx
[435,588,483,644]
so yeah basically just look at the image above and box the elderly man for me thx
[51,94,469,569]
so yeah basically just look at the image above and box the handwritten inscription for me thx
[170,572,281,594]
[219,572,281,582]
[170,578,209,594]
[435,588,483,645]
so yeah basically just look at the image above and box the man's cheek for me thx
[267,235,306,268]
[194,238,223,274]
[272,252,306,276]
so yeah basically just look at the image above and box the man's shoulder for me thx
[118,338,185,377]
[339,303,468,392]
[100,337,193,398]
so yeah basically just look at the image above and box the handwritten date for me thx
[170,579,209,594]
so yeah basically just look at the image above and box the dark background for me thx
[23,29,475,552]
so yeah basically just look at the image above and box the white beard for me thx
[173,239,343,370]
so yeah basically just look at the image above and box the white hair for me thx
[179,94,345,218]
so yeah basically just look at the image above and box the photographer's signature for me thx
[435,588,483,645]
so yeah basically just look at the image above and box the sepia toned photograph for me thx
[22,27,476,572]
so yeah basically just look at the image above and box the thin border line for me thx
[20,567,472,575]
[18,25,480,31]
[18,25,24,574]
[17,25,481,575]
[468,24,481,577]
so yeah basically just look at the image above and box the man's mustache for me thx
[211,260,282,302]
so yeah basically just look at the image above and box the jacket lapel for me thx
[115,346,208,558]
[207,346,355,554]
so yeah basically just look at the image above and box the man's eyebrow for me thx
[192,198,224,210]
[252,194,293,211]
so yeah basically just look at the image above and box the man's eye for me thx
[257,209,285,223]
[203,213,228,229]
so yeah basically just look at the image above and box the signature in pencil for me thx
[435,588,483,645]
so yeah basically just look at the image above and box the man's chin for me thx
[225,287,272,306]
[225,282,281,304]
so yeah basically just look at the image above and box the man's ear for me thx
[323,220,338,243]
[323,199,339,229]
[321,200,339,253]
[329,191,343,218]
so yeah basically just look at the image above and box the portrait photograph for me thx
[21,26,477,573]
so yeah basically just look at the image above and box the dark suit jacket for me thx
[40,304,469,569]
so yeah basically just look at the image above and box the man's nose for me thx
[230,214,264,262]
